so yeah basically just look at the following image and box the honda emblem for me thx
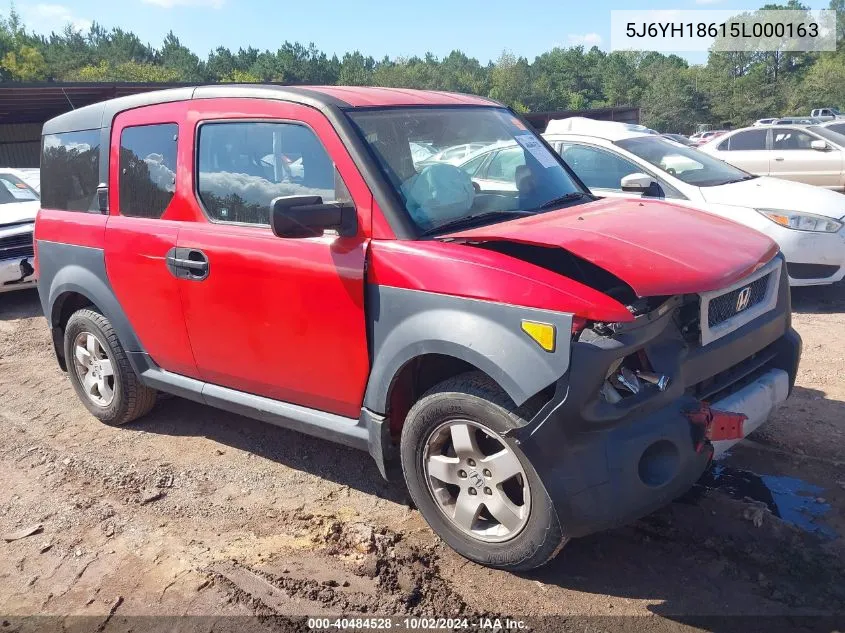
[735,286,752,312]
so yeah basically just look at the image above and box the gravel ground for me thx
[0,286,843,632]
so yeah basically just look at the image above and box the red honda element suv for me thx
[35,86,801,570]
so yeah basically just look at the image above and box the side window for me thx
[772,128,815,150]
[559,143,639,190]
[460,151,489,176]
[197,121,346,225]
[829,123,845,135]
[41,130,100,212]
[119,123,178,218]
[486,147,526,182]
[725,130,767,151]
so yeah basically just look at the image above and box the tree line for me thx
[1,0,844,133]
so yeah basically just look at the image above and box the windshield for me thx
[616,136,752,187]
[0,173,39,205]
[808,126,845,147]
[347,107,584,235]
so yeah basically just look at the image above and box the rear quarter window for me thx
[41,130,100,212]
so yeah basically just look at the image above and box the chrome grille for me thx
[0,231,34,260]
[698,258,781,346]
[707,273,771,328]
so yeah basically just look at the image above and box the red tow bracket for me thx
[684,403,747,453]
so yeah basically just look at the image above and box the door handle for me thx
[172,257,208,271]
[774,157,785,161]
[165,247,210,281]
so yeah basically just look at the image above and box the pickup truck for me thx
[35,85,801,570]
[811,107,844,122]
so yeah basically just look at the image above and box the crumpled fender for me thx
[363,284,574,414]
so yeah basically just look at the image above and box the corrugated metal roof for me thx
[0,123,41,167]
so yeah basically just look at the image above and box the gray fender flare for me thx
[363,285,574,415]
[38,241,143,368]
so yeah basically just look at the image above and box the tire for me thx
[64,308,157,426]
[400,371,567,571]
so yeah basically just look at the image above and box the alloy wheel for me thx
[72,331,116,407]
[423,419,531,543]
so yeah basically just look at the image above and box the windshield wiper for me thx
[720,174,758,185]
[537,191,594,210]
[421,210,534,236]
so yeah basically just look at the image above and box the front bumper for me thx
[508,261,801,538]
[777,225,845,286]
[0,257,37,293]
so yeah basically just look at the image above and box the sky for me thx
[11,0,836,65]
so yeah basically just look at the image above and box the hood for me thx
[446,198,779,297]
[0,200,38,227]
[700,176,845,220]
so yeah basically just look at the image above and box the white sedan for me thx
[543,118,845,287]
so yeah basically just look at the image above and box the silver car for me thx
[699,125,845,191]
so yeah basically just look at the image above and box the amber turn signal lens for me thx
[521,320,556,352]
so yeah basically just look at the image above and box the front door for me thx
[769,127,843,188]
[177,100,372,419]
[558,142,657,199]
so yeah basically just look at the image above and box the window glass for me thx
[486,147,526,181]
[459,151,489,176]
[348,107,581,235]
[560,143,639,190]
[41,130,100,211]
[616,136,753,187]
[772,128,815,150]
[825,123,845,136]
[197,122,343,225]
[726,130,767,151]
[0,174,39,204]
[806,125,845,147]
[119,124,178,218]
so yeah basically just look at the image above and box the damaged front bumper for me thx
[0,256,37,293]
[507,257,801,538]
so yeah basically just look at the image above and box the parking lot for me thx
[0,284,843,629]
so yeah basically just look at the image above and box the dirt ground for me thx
[0,285,843,632]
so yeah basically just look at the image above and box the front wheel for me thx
[400,372,566,571]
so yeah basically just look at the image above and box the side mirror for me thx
[810,139,830,151]
[621,172,658,193]
[271,195,357,238]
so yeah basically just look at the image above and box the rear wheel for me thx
[64,309,157,426]
[400,371,566,571]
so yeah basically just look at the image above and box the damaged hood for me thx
[446,198,779,297]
